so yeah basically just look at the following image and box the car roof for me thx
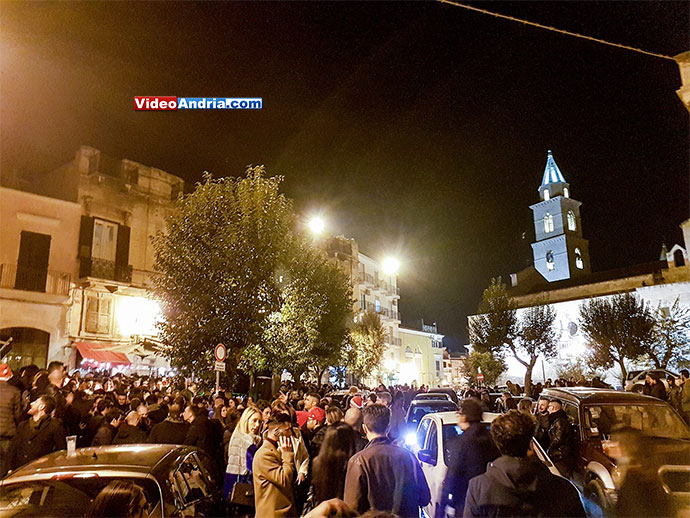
[420,411,499,425]
[409,399,457,406]
[3,444,193,481]
[542,387,668,405]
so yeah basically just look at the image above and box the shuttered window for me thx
[85,294,112,334]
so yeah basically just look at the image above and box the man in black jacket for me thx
[183,405,223,466]
[437,399,499,518]
[92,408,122,446]
[148,404,189,444]
[534,396,551,449]
[9,395,66,470]
[463,410,585,517]
[547,399,576,477]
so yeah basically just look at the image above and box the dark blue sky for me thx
[2,1,688,347]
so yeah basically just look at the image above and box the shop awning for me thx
[75,342,131,365]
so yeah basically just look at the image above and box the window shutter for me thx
[79,216,94,278]
[115,224,130,267]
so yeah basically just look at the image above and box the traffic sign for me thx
[214,343,226,362]
[214,361,226,372]
[477,372,484,382]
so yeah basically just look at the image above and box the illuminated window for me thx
[544,213,554,233]
[563,187,569,198]
[575,248,584,269]
[375,298,381,312]
[567,210,576,231]
[543,190,550,201]
[546,251,555,271]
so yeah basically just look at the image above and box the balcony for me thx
[79,257,132,283]
[0,264,71,296]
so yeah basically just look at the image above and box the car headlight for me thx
[405,432,417,447]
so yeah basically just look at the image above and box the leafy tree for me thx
[460,350,506,386]
[346,310,387,381]
[469,278,557,396]
[249,243,353,386]
[648,299,690,369]
[579,292,655,383]
[152,168,295,384]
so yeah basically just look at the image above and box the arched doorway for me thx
[674,249,685,267]
[0,327,49,372]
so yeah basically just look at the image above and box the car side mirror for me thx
[417,449,437,466]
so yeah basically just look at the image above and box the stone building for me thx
[397,323,445,387]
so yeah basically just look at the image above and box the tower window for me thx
[543,190,550,201]
[544,213,554,233]
[563,187,569,198]
[567,210,576,231]
[575,248,583,269]
[546,250,555,271]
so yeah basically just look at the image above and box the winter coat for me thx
[113,423,148,445]
[81,414,105,447]
[148,418,189,445]
[92,423,117,446]
[534,413,550,449]
[668,386,682,414]
[643,381,667,401]
[9,415,67,470]
[0,381,22,438]
[438,422,499,516]
[681,381,690,413]
[309,425,327,458]
[344,437,431,518]
[463,455,585,517]
[184,414,223,462]
[253,438,296,518]
[547,410,575,465]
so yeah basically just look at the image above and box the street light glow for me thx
[308,216,325,235]
[382,257,400,276]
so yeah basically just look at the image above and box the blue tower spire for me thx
[541,150,566,186]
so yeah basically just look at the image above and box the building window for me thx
[85,293,113,334]
[563,187,569,198]
[544,213,554,233]
[567,210,576,231]
[375,298,381,313]
[360,293,366,310]
[546,250,555,271]
[575,248,584,269]
[92,219,118,261]
[543,190,550,201]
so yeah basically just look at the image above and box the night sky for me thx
[2,2,688,348]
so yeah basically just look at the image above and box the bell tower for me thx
[530,151,590,282]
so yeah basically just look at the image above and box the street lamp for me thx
[308,216,325,235]
[382,257,400,276]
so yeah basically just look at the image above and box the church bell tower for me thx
[530,151,590,282]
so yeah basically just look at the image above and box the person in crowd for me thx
[463,410,585,517]
[517,397,533,414]
[113,411,148,444]
[365,393,378,406]
[305,406,327,458]
[437,399,499,518]
[114,391,129,413]
[304,392,321,412]
[82,398,113,447]
[388,391,405,441]
[136,404,151,433]
[29,370,50,402]
[9,395,66,470]
[225,405,262,513]
[92,408,123,446]
[643,372,667,401]
[503,398,518,412]
[343,404,430,517]
[88,480,150,518]
[349,395,364,410]
[547,398,576,477]
[253,414,297,518]
[0,364,22,477]
[312,423,358,505]
[680,369,690,424]
[376,391,392,408]
[46,361,67,418]
[148,403,189,444]
[183,404,223,463]
[344,407,368,452]
[145,394,168,425]
[534,396,551,448]
[668,376,682,415]
[257,399,272,427]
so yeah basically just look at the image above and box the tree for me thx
[648,298,690,369]
[346,310,387,381]
[579,292,656,383]
[152,168,295,384]
[249,242,353,386]
[460,350,506,386]
[469,278,557,396]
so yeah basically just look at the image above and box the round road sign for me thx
[214,343,226,362]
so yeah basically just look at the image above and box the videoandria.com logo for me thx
[134,96,262,110]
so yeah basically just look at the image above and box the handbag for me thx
[229,481,255,508]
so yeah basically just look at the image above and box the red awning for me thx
[75,342,131,365]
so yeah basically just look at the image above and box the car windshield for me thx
[0,476,161,518]
[408,403,457,424]
[584,404,690,440]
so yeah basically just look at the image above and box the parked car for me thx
[625,369,678,392]
[0,444,223,517]
[404,399,458,448]
[413,392,453,402]
[413,410,575,518]
[541,387,690,516]
[428,387,459,404]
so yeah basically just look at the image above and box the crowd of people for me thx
[1,361,688,517]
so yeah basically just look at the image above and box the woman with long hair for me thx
[88,480,149,517]
[224,405,262,500]
[311,422,357,504]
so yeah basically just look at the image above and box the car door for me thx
[420,420,442,518]
[170,453,214,517]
